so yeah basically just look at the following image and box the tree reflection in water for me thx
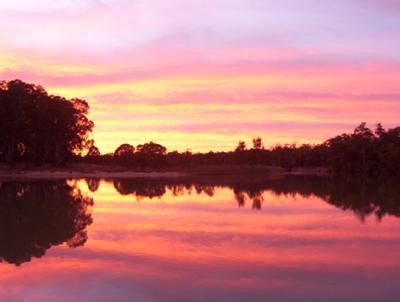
[0,181,93,266]
[85,178,100,193]
[2,176,399,266]
[113,179,166,199]
[108,176,400,220]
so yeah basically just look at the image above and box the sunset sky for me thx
[1,0,399,153]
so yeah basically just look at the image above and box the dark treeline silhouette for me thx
[0,79,94,165]
[0,181,93,265]
[91,176,400,220]
[2,80,399,175]
[85,123,400,176]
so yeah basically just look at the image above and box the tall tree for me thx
[0,79,94,165]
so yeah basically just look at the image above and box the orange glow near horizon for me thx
[1,0,399,153]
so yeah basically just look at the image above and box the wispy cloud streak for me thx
[0,0,399,152]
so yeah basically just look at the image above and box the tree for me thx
[235,141,247,152]
[354,122,374,138]
[375,123,386,137]
[353,123,375,174]
[136,141,167,155]
[114,144,135,157]
[252,137,264,150]
[87,145,101,157]
[0,79,94,165]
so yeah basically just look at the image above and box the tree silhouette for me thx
[235,141,247,152]
[0,79,94,165]
[1,81,398,176]
[0,181,93,266]
[114,144,135,157]
[87,145,101,157]
[375,123,386,137]
[136,141,167,155]
[252,137,264,150]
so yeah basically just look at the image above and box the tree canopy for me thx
[84,123,400,176]
[1,80,398,176]
[0,79,94,165]
[137,141,167,155]
[114,144,135,157]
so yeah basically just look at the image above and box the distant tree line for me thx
[85,123,400,176]
[1,80,399,175]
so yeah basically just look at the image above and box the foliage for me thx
[137,141,167,155]
[114,144,135,157]
[0,81,398,175]
[0,79,94,165]
[83,123,400,176]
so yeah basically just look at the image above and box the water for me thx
[0,176,399,302]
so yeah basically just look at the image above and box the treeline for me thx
[0,80,94,165]
[85,123,400,175]
[1,79,399,175]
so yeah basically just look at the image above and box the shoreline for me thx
[0,164,330,180]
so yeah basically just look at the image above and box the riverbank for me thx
[0,163,329,180]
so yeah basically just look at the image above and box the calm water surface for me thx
[1,176,399,302]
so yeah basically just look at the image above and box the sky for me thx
[0,0,399,153]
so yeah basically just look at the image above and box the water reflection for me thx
[108,176,400,220]
[2,176,400,267]
[113,178,167,199]
[1,176,400,302]
[86,178,100,193]
[0,181,93,265]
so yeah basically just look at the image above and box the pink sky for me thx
[1,0,399,152]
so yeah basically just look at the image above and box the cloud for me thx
[1,0,399,152]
